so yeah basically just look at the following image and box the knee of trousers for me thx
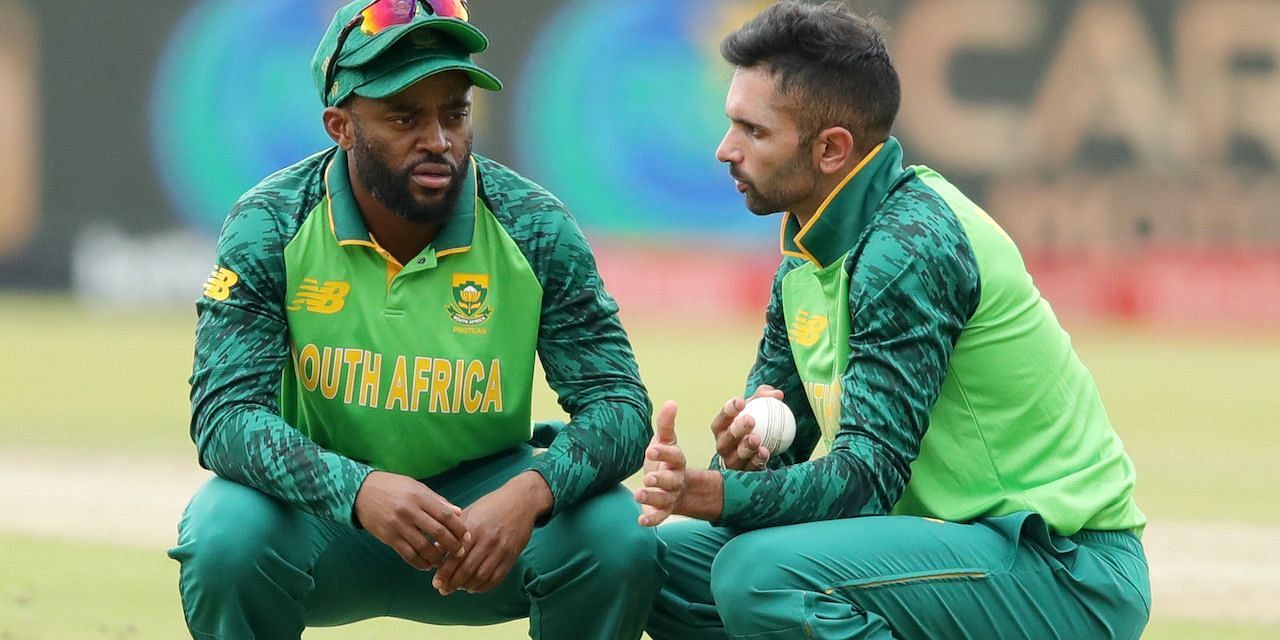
[170,478,315,595]
[537,486,666,587]
[709,530,817,628]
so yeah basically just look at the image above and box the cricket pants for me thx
[646,512,1150,640]
[169,443,665,639]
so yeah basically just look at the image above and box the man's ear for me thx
[811,126,857,176]
[322,106,355,150]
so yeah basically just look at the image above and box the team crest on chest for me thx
[448,273,493,334]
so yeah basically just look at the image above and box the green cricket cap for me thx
[312,0,503,108]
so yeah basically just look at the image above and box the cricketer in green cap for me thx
[310,0,505,231]
[170,0,665,638]
[312,0,502,108]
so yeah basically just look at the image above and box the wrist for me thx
[351,469,387,529]
[510,470,555,519]
[675,468,724,522]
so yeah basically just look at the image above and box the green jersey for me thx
[190,148,651,525]
[717,138,1145,537]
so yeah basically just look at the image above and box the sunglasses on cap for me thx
[323,0,472,103]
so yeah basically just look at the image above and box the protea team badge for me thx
[448,273,493,329]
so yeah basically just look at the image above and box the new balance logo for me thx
[289,279,351,314]
[789,311,829,348]
[203,266,239,301]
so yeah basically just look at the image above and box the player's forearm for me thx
[529,396,650,513]
[672,468,725,522]
[532,229,652,511]
[715,447,899,530]
[194,403,374,525]
[502,470,555,520]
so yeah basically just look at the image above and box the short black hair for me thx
[721,1,900,151]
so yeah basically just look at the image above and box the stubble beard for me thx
[736,150,819,216]
[351,124,473,226]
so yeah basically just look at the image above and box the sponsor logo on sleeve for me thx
[203,266,240,301]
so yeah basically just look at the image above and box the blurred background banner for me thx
[1,0,1277,324]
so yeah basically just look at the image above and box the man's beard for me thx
[351,129,472,225]
[733,148,819,216]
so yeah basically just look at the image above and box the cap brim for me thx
[354,57,503,99]
[342,18,488,67]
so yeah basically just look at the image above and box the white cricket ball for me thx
[742,396,796,454]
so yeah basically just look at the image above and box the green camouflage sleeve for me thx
[190,185,373,526]
[479,160,652,514]
[717,192,980,529]
[710,259,823,471]
[527,214,652,513]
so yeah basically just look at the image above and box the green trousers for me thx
[647,512,1150,640]
[169,445,665,639]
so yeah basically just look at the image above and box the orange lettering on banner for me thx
[1026,1,1175,169]
[0,2,40,259]
[890,0,1280,263]
[1177,0,1280,166]
[894,0,1046,172]
[894,0,1279,174]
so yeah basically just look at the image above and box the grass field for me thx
[2,293,1279,639]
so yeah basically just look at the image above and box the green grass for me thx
[1068,324,1280,524]
[1140,617,1280,640]
[3,293,1279,638]
[0,295,196,454]
[0,534,524,640]
[1,534,188,640]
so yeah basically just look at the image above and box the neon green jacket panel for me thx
[190,148,651,525]
[724,262,825,472]
[778,257,852,446]
[898,168,1145,535]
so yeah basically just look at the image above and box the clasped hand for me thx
[432,471,548,595]
[354,469,549,595]
[353,471,472,572]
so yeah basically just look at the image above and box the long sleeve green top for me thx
[190,148,652,526]
[716,138,1145,537]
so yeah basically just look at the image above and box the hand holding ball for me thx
[741,396,796,454]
